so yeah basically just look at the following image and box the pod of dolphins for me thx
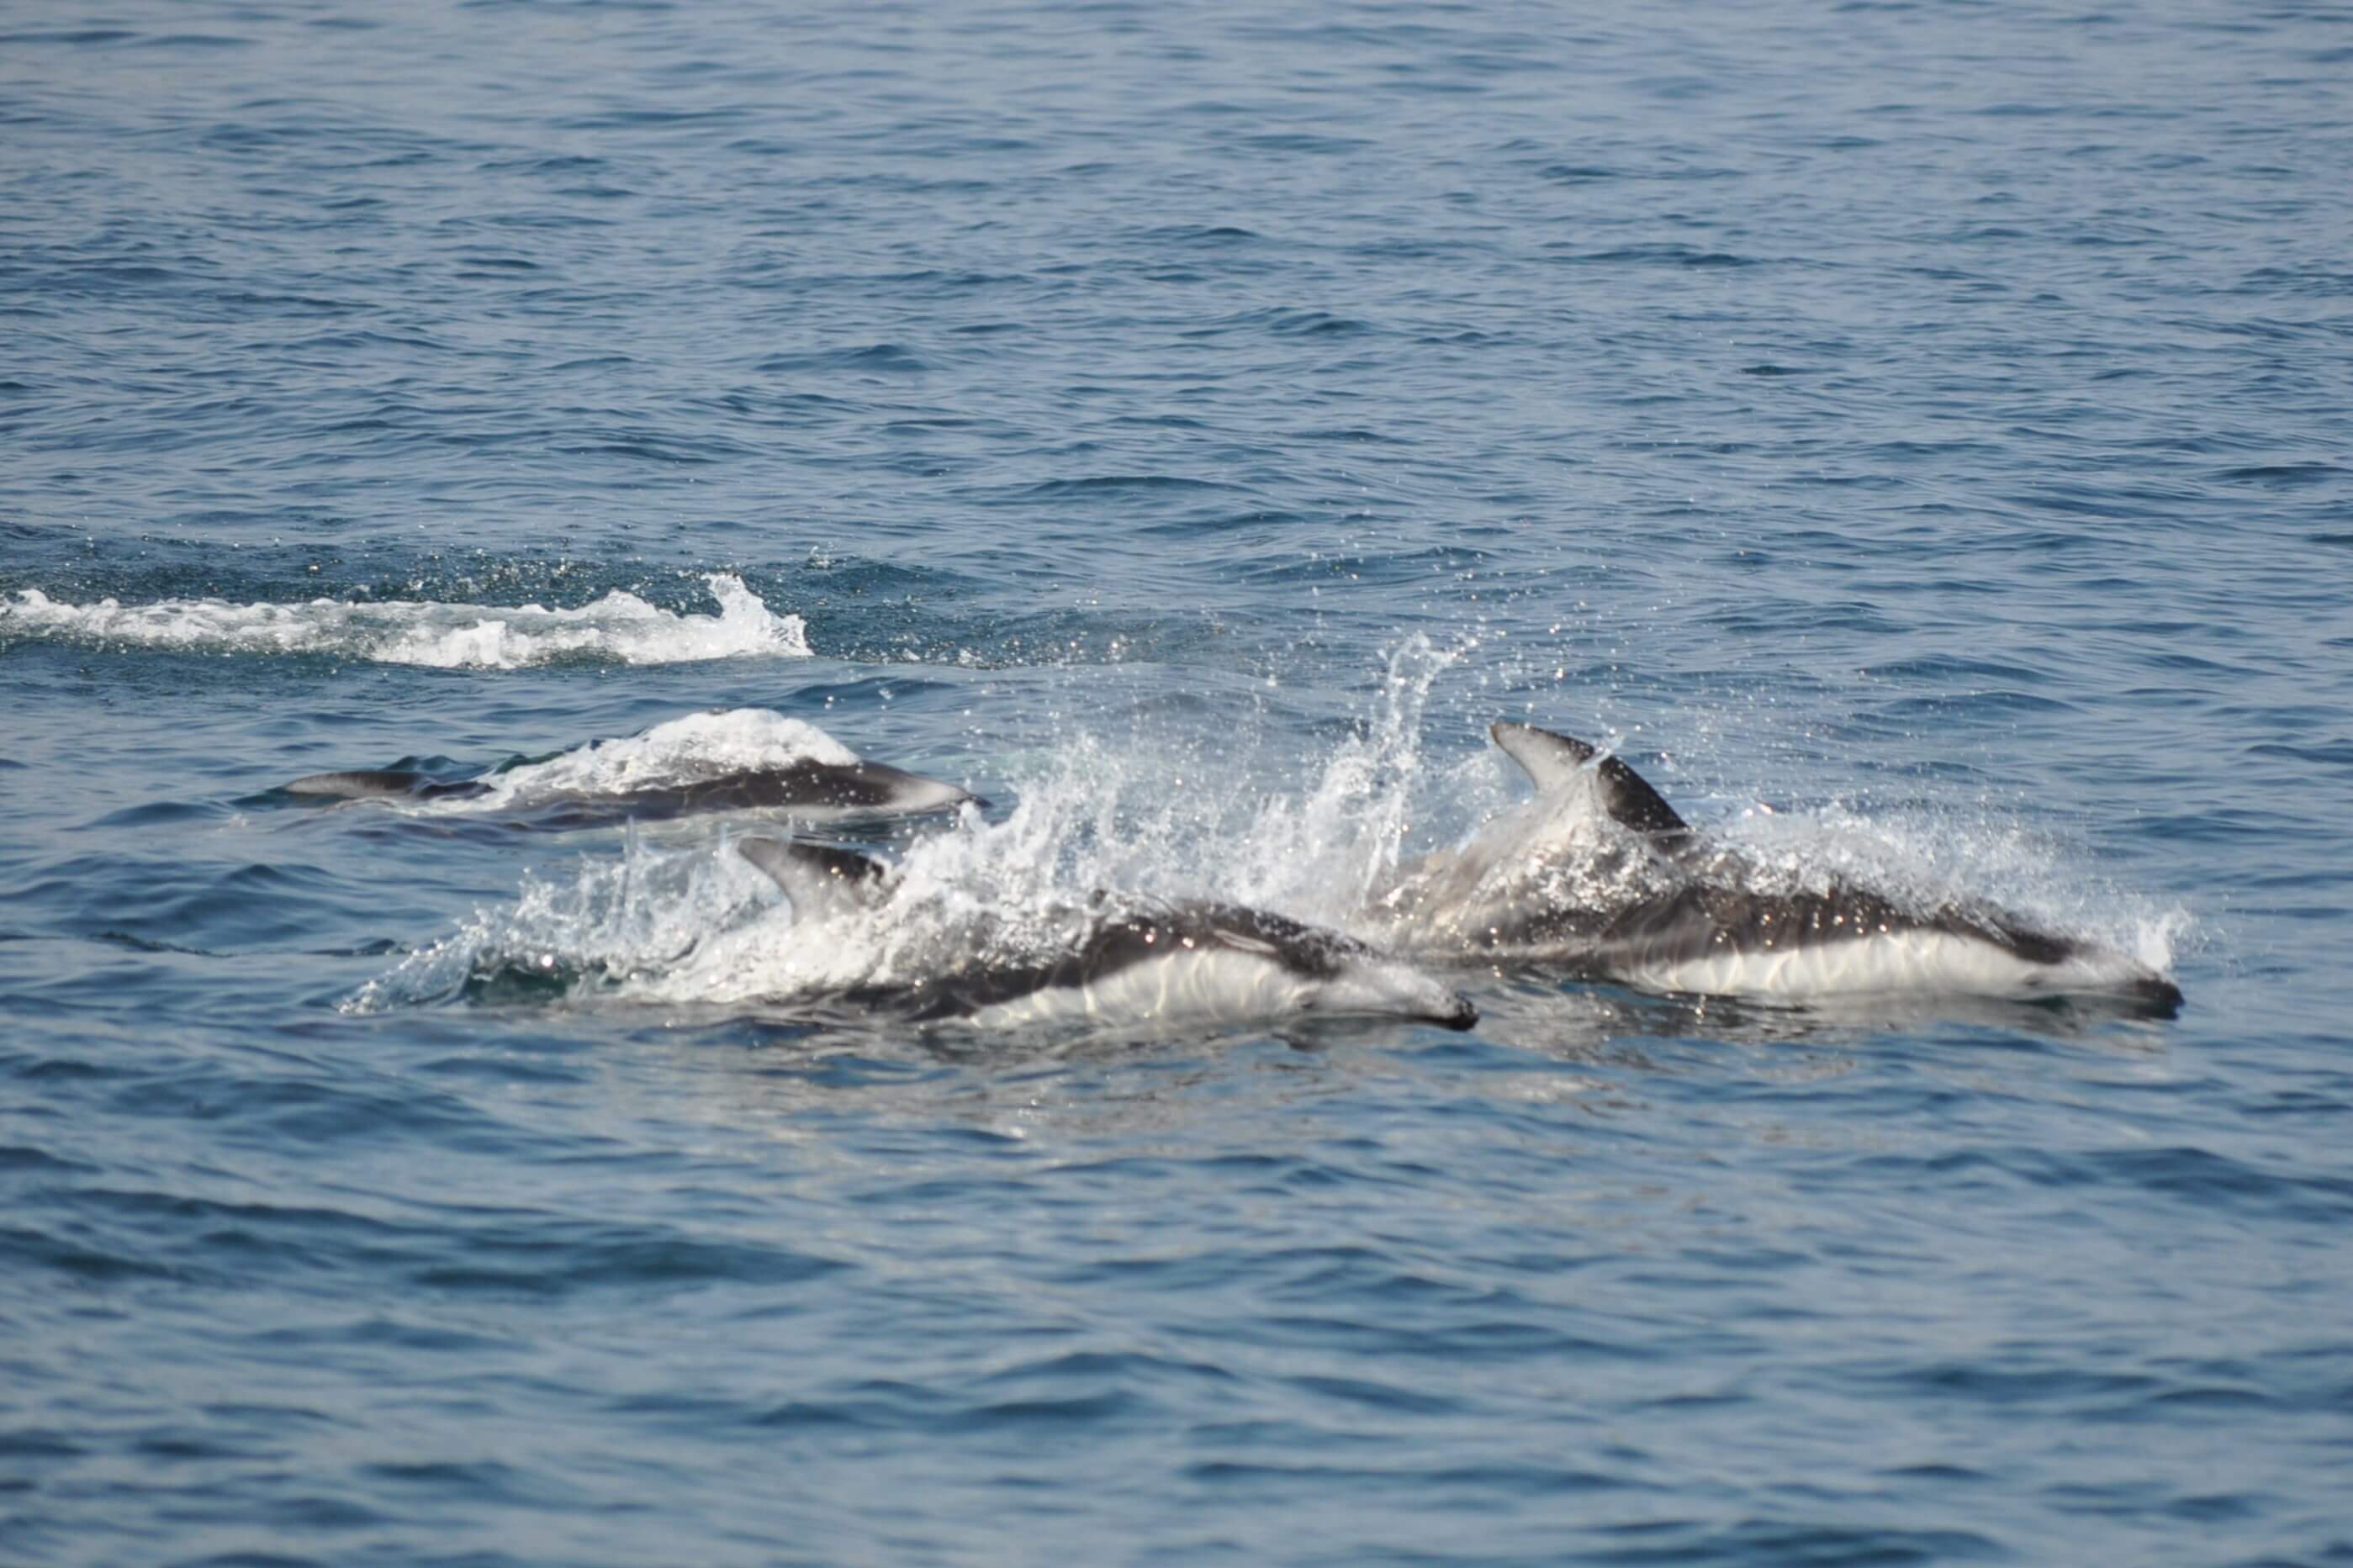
[289,719,2183,1030]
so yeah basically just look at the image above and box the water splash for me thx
[352,639,1471,1017]
[343,830,782,1011]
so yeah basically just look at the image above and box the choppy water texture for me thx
[5,2,2352,1562]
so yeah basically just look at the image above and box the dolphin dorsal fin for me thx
[1489,722,1691,842]
[737,837,892,922]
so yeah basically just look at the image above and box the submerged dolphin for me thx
[736,837,1478,1032]
[1372,723,2183,1013]
[283,753,976,829]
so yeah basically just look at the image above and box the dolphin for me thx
[281,753,976,829]
[1371,723,2183,1013]
[735,837,1478,1032]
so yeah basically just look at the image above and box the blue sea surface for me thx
[4,2,2352,1562]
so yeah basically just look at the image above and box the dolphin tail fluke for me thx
[1489,722,1690,842]
[738,837,893,923]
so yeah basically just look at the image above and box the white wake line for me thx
[0,573,810,668]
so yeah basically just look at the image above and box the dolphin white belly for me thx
[1621,927,2139,1001]
[961,945,1320,1028]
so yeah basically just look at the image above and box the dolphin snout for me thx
[1433,993,1479,1031]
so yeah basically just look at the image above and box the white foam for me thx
[0,573,808,668]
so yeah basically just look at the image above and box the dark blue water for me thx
[6,2,2352,1562]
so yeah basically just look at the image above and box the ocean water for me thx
[4,0,2351,1561]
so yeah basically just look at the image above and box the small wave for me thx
[0,573,807,668]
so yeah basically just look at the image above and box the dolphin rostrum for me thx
[736,837,1478,1032]
[1371,723,2183,1013]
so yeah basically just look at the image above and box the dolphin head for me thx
[1297,948,1478,1030]
[843,759,981,816]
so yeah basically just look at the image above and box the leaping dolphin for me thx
[1371,723,2183,1014]
[736,837,1478,1032]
